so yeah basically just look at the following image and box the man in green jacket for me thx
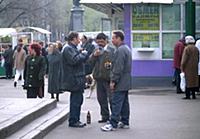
[89,33,115,123]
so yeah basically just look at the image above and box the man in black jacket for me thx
[61,32,91,128]
[3,45,14,79]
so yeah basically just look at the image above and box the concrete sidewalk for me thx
[0,79,70,138]
[45,87,200,139]
[1,79,200,139]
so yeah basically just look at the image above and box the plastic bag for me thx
[1,58,5,67]
[180,72,186,92]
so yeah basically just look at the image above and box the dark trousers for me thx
[110,91,130,128]
[185,87,196,99]
[198,75,200,92]
[27,88,39,98]
[96,79,112,120]
[175,68,182,93]
[69,90,83,125]
[4,63,13,79]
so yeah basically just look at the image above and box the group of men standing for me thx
[2,30,132,132]
[61,30,132,131]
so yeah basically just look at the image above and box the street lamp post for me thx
[185,0,196,37]
[70,0,84,32]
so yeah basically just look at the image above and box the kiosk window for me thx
[162,4,180,30]
[162,33,180,59]
[133,33,159,48]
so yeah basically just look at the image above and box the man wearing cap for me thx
[181,35,199,99]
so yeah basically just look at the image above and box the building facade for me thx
[81,0,200,87]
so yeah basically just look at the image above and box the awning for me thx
[0,28,17,37]
[26,27,51,35]
[80,0,173,14]
[17,27,51,35]
[80,0,173,4]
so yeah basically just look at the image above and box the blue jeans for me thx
[69,90,84,125]
[110,91,130,128]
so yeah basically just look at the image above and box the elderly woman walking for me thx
[181,36,199,99]
[47,43,62,101]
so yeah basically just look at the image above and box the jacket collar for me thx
[68,42,77,48]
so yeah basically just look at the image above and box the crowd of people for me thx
[1,30,132,132]
[173,35,200,100]
[2,31,200,131]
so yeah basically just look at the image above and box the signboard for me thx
[132,4,159,30]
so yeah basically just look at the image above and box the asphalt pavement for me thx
[45,86,200,139]
[0,79,200,139]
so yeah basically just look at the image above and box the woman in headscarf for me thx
[181,36,199,99]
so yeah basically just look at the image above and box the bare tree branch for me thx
[7,11,26,27]
[0,0,5,5]
[6,0,54,27]
[0,1,14,13]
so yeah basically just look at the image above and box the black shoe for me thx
[56,94,59,102]
[69,121,86,128]
[192,96,196,99]
[182,97,190,100]
[98,119,109,123]
[14,82,17,87]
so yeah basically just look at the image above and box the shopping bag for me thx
[1,58,5,67]
[180,72,186,92]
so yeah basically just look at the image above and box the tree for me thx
[0,0,107,41]
[0,0,54,27]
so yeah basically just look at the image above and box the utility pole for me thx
[185,0,195,37]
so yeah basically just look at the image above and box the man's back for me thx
[174,40,185,69]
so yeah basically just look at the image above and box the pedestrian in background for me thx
[181,36,199,99]
[23,43,46,98]
[56,41,63,52]
[89,33,115,123]
[13,39,26,87]
[2,45,14,79]
[39,41,48,97]
[101,30,132,131]
[195,39,200,93]
[173,37,185,93]
[83,37,95,75]
[61,32,91,128]
[80,35,88,48]
[47,43,62,101]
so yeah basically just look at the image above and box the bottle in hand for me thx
[87,111,91,124]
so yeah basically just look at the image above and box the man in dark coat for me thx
[173,37,185,93]
[3,45,14,79]
[101,30,132,131]
[61,32,91,128]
